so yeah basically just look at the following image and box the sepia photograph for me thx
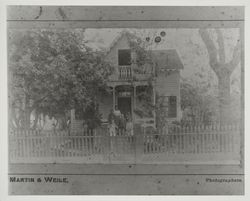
[6,5,244,195]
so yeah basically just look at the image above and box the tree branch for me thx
[228,38,241,73]
[199,29,219,73]
[215,29,225,64]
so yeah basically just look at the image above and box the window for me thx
[158,96,177,118]
[118,49,131,66]
[168,96,177,118]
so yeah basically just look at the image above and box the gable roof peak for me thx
[106,31,135,54]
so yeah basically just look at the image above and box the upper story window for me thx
[118,49,131,66]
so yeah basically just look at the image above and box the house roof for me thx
[149,49,184,70]
[106,31,184,70]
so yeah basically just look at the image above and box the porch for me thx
[101,84,156,128]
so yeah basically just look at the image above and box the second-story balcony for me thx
[109,64,154,82]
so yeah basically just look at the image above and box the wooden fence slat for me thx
[231,132,234,152]
[177,135,181,154]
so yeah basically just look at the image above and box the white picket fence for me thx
[143,123,241,154]
[9,129,104,159]
[9,123,241,164]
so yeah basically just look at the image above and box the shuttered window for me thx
[168,96,177,118]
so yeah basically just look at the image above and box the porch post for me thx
[152,85,156,128]
[112,86,115,110]
[134,85,136,109]
[133,85,137,123]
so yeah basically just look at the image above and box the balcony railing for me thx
[116,65,154,81]
[119,66,132,80]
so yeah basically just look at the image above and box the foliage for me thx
[126,32,154,74]
[82,102,102,129]
[134,85,154,118]
[180,78,218,125]
[9,29,113,129]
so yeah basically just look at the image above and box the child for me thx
[109,119,117,137]
[109,119,117,154]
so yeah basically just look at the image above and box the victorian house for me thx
[70,32,184,130]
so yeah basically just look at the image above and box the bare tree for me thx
[199,29,241,123]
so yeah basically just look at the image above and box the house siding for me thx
[98,93,113,122]
[155,70,181,120]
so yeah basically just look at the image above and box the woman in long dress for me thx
[109,119,117,154]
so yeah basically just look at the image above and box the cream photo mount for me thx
[7,6,244,195]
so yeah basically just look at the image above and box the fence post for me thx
[135,125,143,161]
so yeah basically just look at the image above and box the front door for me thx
[117,97,132,118]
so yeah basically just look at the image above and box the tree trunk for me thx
[199,29,240,124]
[23,95,31,129]
[218,73,231,123]
[24,109,31,129]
